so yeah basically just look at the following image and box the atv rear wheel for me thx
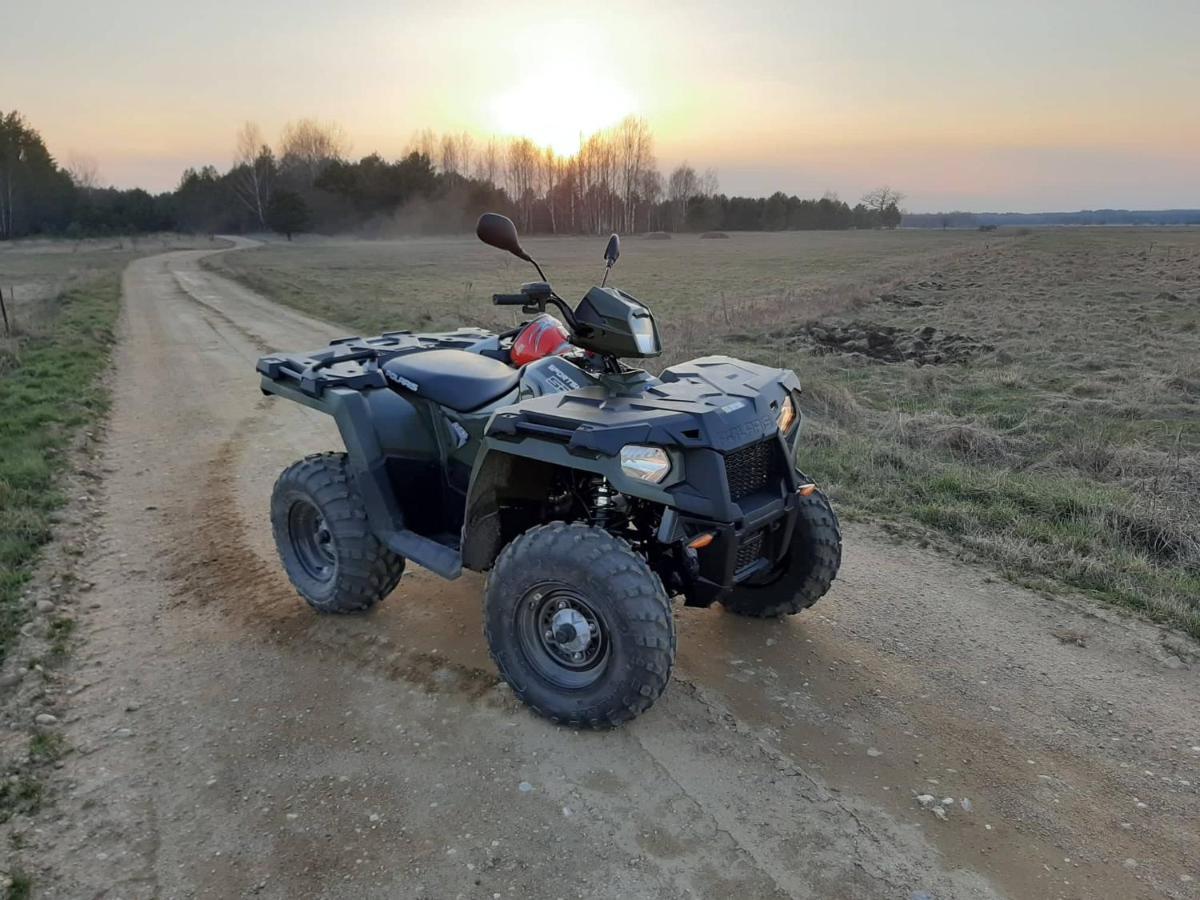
[484,522,675,728]
[270,452,405,613]
[721,490,842,618]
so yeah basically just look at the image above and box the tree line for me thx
[1,109,904,241]
[903,208,1200,229]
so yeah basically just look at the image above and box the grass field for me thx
[0,235,226,664]
[211,228,1200,635]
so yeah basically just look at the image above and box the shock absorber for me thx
[590,478,615,529]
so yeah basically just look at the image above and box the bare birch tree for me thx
[474,137,501,184]
[615,116,652,233]
[231,122,273,227]
[454,132,474,178]
[639,168,663,231]
[542,147,561,233]
[667,163,698,231]
[439,134,460,176]
[577,132,601,232]
[506,137,540,231]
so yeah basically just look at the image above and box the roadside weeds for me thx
[0,276,121,895]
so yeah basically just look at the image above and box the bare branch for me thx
[278,118,349,185]
[65,152,100,190]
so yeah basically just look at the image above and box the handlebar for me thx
[494,290,582,332]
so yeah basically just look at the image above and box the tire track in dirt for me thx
[165,415,507,703]
[171,268,275,354]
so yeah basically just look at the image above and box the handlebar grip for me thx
[492,293,529,305]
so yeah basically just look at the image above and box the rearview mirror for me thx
[476,213,529,261]
[604,233,620,266]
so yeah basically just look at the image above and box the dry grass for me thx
[0,234,227,364]
[214,228,1200,636]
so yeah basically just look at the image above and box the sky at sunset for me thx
[5,0,1198,212]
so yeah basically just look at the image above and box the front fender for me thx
[476,437,683,502]
[459,439,682,572]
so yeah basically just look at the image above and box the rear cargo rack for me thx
[256,328,496,398]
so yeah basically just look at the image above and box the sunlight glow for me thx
[489,45,636,155]
[8,0,1197,207]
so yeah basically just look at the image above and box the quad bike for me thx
[256,214,841,727]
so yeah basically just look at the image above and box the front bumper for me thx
[657,483,802,607]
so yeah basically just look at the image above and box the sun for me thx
[490,57,636,155]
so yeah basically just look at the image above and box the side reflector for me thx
[687,533,715,549]
[798,483,817,497]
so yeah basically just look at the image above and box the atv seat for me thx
[382,349,521,412]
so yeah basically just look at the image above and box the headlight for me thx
[620,445,671,483]
[630,314,660,355]
[777,395,797,433]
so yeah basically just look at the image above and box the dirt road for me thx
[25,243,1200,898]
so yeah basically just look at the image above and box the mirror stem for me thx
[525,255,548,282]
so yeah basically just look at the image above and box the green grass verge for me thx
[0,277,120,664]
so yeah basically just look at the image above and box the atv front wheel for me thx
[270,453,405,613]
[484,522,675,727]
[721,490,842,618]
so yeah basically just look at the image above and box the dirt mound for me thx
[877,279,947,308]
[700,231,730,239]
[796,321,992,365]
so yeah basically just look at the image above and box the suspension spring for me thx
[590,478,616,529]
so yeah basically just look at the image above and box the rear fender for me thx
[260,377,462,578]
[260,378,415,533]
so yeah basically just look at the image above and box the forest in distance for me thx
[2,109,1196,242]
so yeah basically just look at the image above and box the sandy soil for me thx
[14,242,1200,898]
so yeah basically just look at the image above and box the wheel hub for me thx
[548,608,592,655]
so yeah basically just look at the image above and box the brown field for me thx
[210,227,1200,635]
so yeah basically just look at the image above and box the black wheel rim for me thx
[288,499,337,583]
[515,583,610,690]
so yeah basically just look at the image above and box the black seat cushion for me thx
[382,349,521,412]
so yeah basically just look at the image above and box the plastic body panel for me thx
[571,286,662,357]
[517,355,598,399]
[485,356,800,520]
